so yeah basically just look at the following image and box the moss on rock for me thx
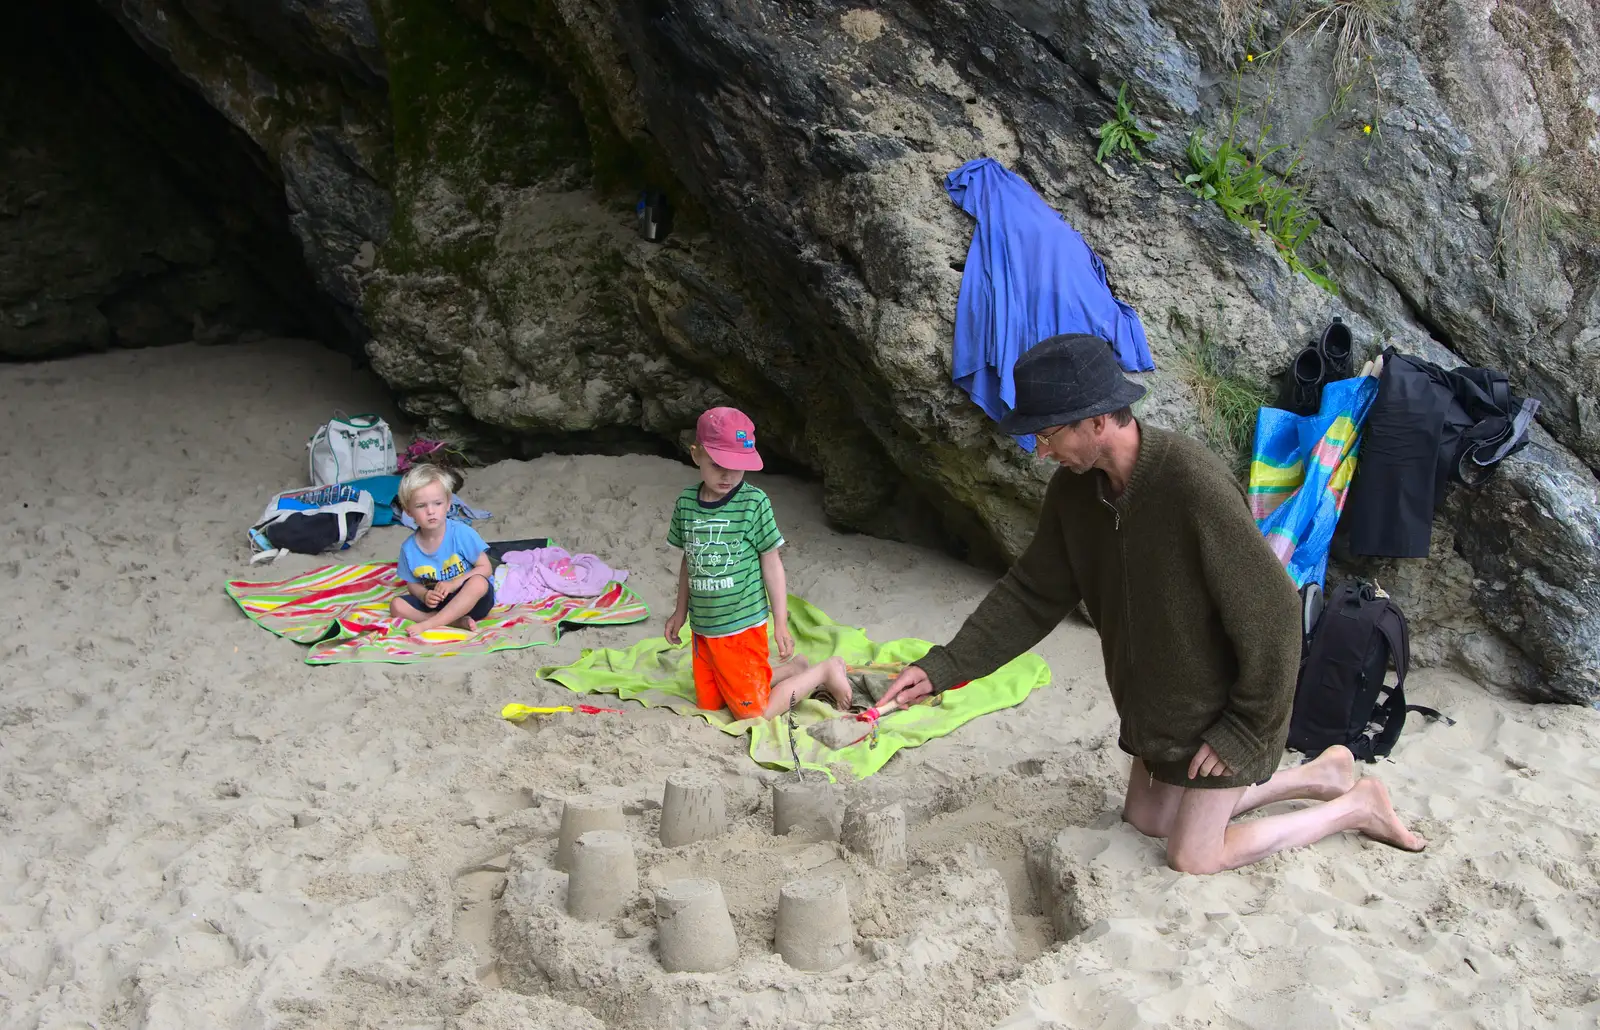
[454,0,701,223]
[378,0,590,192]
[373,0,596,281]
[364,0,720,452]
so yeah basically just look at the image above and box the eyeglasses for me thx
[1036,424,1069,445]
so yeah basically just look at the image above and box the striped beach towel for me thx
[226,562,649,664]
[1248,374,1380,588]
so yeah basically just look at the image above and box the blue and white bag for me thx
[249,484,375,563]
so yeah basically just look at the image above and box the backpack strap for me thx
[1490,374,1511,415]
[1363,603,1456,756]
[1403,704,1455,726]
[1376,601,1409,693]
[1464,396,1540,470]
[1362,602,1411,759]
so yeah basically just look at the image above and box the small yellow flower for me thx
[1362,124,1373,134]
[1246,53,1255,62]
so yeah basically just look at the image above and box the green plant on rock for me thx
[1093,83,1158,166]
[1175,331,1273,478]
[1183,124,1338,294]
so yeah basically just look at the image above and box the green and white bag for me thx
[307,412,397,486]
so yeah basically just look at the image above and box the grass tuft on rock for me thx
[1175,332,1273,479]
[1305,0,1392,87]
[1495,154,1598,265]
[1219,0,1260,53]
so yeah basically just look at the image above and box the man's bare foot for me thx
[1351,779,1427,852]
[1304,745,1360,801]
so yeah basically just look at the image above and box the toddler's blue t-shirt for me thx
[398,521,489,584]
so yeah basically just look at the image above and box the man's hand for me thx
[1188,742,1235,780]
[877,664,934,709]
[664,609,686,645]
[774,625,795,662]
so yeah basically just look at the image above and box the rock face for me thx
[0,0,342,357]
[28,0,1600,701]
[368,0,1597,698]
[95,0,394,347]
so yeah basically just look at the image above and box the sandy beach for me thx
[3,339,1599,1030]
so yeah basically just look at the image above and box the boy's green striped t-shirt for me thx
[667,481,784,637]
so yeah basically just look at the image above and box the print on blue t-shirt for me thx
[398,521,489,584]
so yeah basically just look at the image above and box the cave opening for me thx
[1,0,354,362]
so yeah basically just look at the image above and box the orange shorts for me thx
[692,623,772,718]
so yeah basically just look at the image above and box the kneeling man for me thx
[880,334,1424,872]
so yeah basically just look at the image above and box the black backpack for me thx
[261,510,367,555]
[1287,580,1451,762]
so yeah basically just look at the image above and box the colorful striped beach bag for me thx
[1247,373,1381,588]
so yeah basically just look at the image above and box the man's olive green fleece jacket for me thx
[915,426,1302,789]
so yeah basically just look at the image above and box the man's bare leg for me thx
[1121,761,1186,838]
[1165,778,1426,874]
[1122,746,1360,839]
[1230,745,1358,817]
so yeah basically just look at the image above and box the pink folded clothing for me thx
[495,546,628,604]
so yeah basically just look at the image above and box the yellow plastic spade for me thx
[501,702,625,722]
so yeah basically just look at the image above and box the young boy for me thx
[664,407,852,718]
[389,463,495,640]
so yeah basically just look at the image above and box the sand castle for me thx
[553,771,866,976]
[555,795,626,871]
[658,768,728,847]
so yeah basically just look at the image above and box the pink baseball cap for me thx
[696,406,764,471]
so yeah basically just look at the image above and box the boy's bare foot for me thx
[408,622,435,641]
[1351,779,1427,852]
[1304,745,1360,801]
[451,616,479,632]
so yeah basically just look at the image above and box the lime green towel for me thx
[533,596,1051,779]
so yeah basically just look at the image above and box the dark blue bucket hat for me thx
[998,333,1146,436]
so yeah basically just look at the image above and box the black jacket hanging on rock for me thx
[1343,347,1541,558]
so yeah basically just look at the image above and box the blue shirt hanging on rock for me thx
[945,158,1153,449]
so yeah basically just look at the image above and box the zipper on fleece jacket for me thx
[1104,492,1136,750]
[1100,495,1120,531]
